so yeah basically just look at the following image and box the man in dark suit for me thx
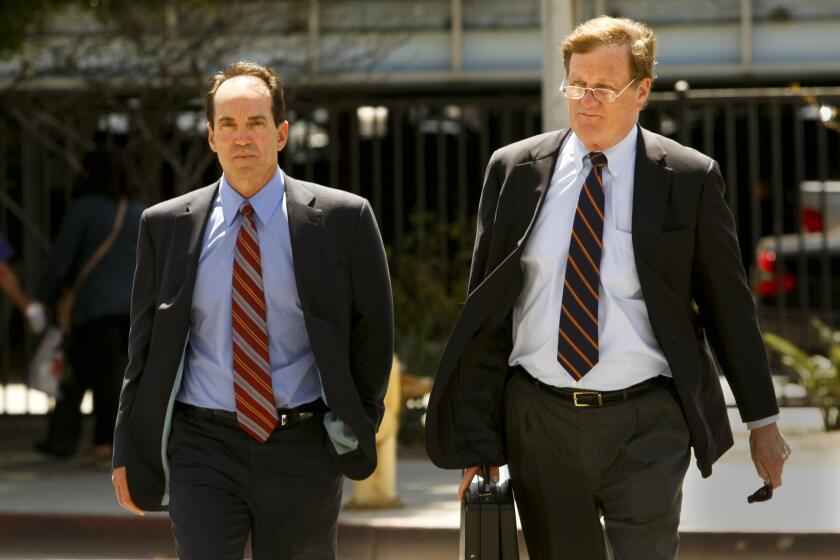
[112,61,393,559]
[426,16,790,559]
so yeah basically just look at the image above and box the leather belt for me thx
[175,399,328,429]
[513,365,671,408]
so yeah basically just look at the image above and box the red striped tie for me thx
[232,203,277,442]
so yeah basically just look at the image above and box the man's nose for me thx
[233,127,252,144]
[581,89,599,105]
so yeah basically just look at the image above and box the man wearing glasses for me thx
[426,16,790,559]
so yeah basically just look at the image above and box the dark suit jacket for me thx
[113,173,394,511]
[426,126,779,478]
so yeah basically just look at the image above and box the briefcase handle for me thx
[481,465,492,492]
[469,465,498,500]
[460,465,494,493]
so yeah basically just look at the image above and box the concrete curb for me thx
[2,513,839,559]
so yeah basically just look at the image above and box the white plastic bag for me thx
[27,326,64,397]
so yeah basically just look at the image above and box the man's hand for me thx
[457,466,500,502]
[112,466,145,516]
[749,422,790,489]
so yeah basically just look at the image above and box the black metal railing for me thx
[2,86,839,413]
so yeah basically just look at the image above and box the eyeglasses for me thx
[560,78,637,103]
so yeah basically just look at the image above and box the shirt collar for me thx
[220,166,285,228]
[567,124,638,178]
[600,125,638,178]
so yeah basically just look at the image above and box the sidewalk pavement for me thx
[0,408,838,559]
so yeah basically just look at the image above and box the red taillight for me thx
[757,249,776,272]
[756,248,795,297]
[802,207,823,232]
[758,276,796,297]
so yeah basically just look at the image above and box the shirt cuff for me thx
[746,414,779,431]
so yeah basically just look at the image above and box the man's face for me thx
[566,43,650,151]
[208,75,288,192]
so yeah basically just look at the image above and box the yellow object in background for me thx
[345,356,408,510]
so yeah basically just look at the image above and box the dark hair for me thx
[206,61,285,127]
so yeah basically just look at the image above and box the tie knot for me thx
[589,152,608,168]
[240,203,254,219]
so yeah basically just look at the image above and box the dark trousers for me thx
[168,405,344,560]
[504,371,691,560]
[42,314,129,454]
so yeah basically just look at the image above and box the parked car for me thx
[754,181,840,351]
[799,181,840,232]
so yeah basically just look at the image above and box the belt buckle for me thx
[280,413,288,427]
[573,391,603,407]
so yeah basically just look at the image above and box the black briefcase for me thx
[460,467,519,560]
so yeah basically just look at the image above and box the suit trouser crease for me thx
[503,372,691,560]
[168,407,343,560]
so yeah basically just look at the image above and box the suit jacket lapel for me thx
[513,129,571,247]
[479,130,569,283]
[284,173,323,308]
[632,126,672,263]
[175,181,219,289]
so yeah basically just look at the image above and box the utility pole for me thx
[541,0,576,132]
[308,0,321,74]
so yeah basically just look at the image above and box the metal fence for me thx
[638,88,840,351]
[2,86,839,414]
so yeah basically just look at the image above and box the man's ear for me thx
[277,121,289,152]
[207,122,217,153]
[636,77,652,107]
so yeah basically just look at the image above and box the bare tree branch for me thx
[2,0,410,204]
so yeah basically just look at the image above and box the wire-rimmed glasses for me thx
[560,77,637,103]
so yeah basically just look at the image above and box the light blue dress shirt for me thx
[177,167,323,411]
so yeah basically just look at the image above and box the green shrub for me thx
[764,318,840,430]
[389,214,472,379]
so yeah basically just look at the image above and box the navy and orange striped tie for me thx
[557,152,608,380]
[232,203,278,442]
